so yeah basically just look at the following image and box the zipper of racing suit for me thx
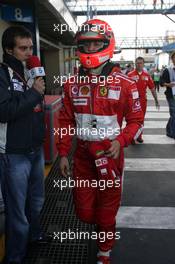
[89,75,94,126]
[88,63,109,129]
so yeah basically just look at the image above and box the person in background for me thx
[160,51,175,139]
[122,63,133,75]
[153,68,161,92]
[0,26,51,264]
[128,56,160,143]
[115,62,121,72]
[58,19,143,264]
[153,0,157,9]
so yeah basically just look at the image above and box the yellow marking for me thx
[100,86,108,96]
[45,164,52,177]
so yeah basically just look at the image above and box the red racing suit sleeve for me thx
[57,83,76,157]
[116,82,144,148]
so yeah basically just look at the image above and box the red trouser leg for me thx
[137,99,147,140]
[95,180,122,251]
[73,143,123,251]
[73,146,97,224]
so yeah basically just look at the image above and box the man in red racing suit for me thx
[128,56,159,143]
[58,19,144,264]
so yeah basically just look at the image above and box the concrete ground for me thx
[111,88,175,264]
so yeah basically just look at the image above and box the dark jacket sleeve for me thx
[160,68,170,86]
[0,68,43,123]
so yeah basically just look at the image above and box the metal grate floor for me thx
[24,151,93,264]
[24,243,89,264]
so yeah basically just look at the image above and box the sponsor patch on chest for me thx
[131,75,139,82]
[142,76,149,81]
[70,85,91,97]
[79,85,90,96]
[97,86,121,100]
[99,86,108,97]
[72,98,88,106]
[108,86,121,100]
[71,85,79,96]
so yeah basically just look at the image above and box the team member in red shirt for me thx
[128,57,160,143]
[58,19,143,264]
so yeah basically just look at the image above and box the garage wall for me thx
[0,20,11,61]
[44,50,60,94]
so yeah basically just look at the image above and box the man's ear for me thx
[5,48,13,55]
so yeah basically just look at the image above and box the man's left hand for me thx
[105,140,121,159]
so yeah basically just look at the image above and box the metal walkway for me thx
[24,152,94,264]
[65,0,175,16]
[117,36,166,49]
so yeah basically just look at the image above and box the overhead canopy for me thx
[64,0,175,16]
[38,0,77,45]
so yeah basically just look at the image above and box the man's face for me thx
[7,37,33,62]
[135,59,144,72]
[83,40,104,53]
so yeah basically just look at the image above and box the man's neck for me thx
[88,62,108,75]
[137,69,143,74]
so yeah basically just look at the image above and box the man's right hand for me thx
[33,77,45,95]
[60,156,70,177]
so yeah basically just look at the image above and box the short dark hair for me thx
[171,51,175,59]
[2,26,32,53]
[136,56,144,63]
[115,63,120,68]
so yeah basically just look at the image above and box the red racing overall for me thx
[58,67,144,251]
[128,69,155,139]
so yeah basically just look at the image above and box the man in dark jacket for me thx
[160,51,175,138]
[0,26,46,264]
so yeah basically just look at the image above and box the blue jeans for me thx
[166,97,175,138]
[0,147,45,262]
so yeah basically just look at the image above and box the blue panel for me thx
[1,4,33,23]
[162,42,175,52]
